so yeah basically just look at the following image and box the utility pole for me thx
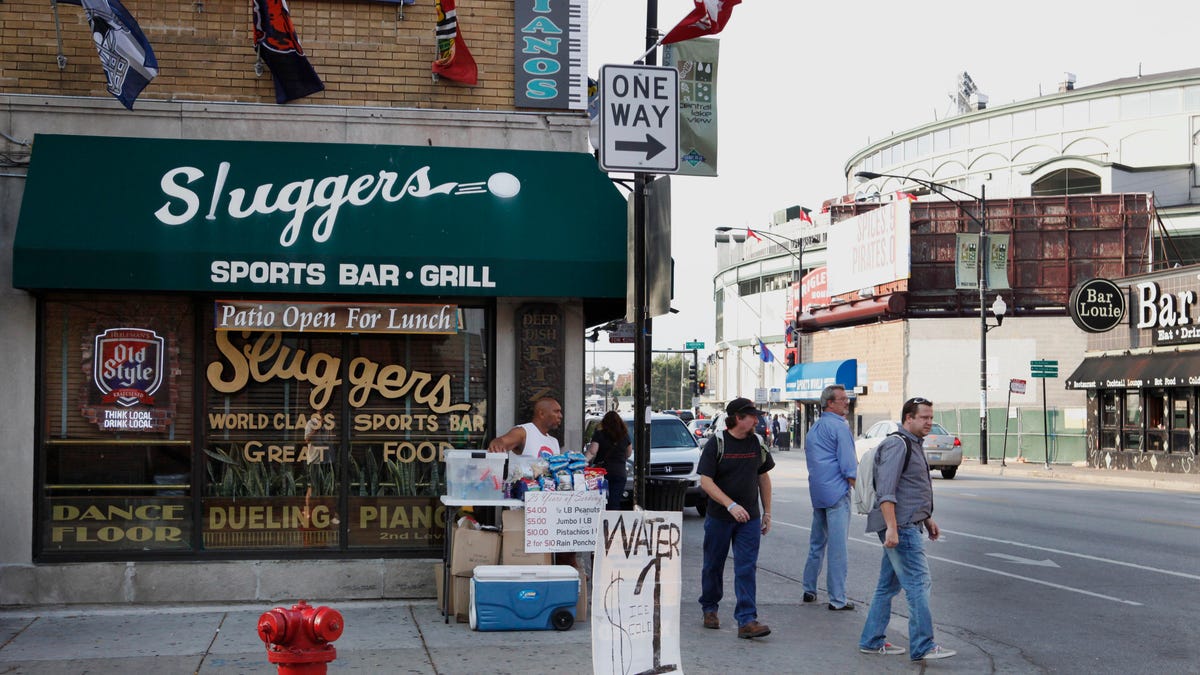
[631,0,658,509]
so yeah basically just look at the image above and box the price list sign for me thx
[523,491,605,553]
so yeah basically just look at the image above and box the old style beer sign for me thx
[83,327,176,432]
[94,328,164,406]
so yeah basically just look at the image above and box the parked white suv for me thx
[583,413,704,514]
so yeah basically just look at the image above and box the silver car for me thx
[583,413,705,513]
[854,421,963,479]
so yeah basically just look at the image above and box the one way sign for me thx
[599,64,678,173]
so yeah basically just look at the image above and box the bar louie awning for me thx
[784,359,858,401]
[1065,352,1200,389]
[13,134,627,298]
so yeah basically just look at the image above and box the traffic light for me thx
[687,363,697,381]
[698,381,706,394]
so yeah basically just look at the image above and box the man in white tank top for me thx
[487,397,563,475]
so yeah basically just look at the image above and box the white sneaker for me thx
[859,642,905,655]
[919,645,957,660]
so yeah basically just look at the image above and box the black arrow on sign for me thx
[615,134,667,160]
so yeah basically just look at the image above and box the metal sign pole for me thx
[1043,377,1051,469]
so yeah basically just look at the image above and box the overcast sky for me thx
[584,0,1198,375]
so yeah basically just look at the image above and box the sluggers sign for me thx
[592,510,683,675]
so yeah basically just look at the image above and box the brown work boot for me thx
[703,612,720,629]
[737,620,771,639]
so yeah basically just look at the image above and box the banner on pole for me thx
[663,37,719,177]
[592,510,683,675]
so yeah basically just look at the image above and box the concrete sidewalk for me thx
[0,458,1191,674]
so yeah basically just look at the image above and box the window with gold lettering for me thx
[200,305,490,553]
[38,294,195,556]
[202,330,344,550]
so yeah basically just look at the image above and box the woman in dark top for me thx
[587,410,632,510]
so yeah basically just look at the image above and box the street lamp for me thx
[854,170,1000,465]
[715,224,807,447]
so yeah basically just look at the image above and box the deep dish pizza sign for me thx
[82,327,177,432]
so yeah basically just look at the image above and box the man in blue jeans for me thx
[697,397,775,639]
[802,385,857,610]
[858,397,956,661]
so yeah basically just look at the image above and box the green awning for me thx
[14,134,627,298]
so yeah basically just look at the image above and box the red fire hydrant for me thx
[257,600,345,675]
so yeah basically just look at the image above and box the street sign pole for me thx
[1043,377,1051,469]
[630,1,660,511]
[1029,361,1058,470]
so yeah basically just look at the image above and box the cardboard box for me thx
[454,576,471,622]
[501,509,553,566]
[433,563,472,622]
[576,574,588,623]
[450,521,501,577]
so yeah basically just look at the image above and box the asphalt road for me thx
[729,452,1200,673]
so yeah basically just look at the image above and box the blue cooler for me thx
[469,565,579,631]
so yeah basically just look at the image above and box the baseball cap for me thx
[725,397,766,416]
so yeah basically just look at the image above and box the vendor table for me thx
[439,496,522,623]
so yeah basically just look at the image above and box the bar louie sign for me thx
[1069,278,1126,333]
[214,301,460,335]
[14,135,627,299]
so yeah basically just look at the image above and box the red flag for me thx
[661,0,742,45]
[798,209,813,224]
[746,228,762,242]
[897,191,918,202]
[252,0,324,104]
[433,0,478,85]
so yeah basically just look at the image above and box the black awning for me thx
[1065,352,1200,389]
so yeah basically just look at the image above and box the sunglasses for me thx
[905,397,932,407]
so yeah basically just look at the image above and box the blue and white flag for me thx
[61,0,158,109]
[758,339,775,363]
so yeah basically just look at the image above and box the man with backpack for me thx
[801,385,857,611]
[858,397,956,661]
[697,397,775,640]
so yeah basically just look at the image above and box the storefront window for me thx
[1145,389,1168,452]
[1122,391,1142,451]
[39,295,195,556]
[1099,390,1119,451]
[1171,393,1193,454]
[37,296,492,559]
[200,303,489,553]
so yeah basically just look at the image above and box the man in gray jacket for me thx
[857,397,956,661]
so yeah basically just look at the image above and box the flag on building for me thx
[433,0,478,85]
[897,191,918,202]
[798,208,813,224]
[745,228,761,241]
[662,0,742,45]
[252,0,325,104]
[61,0,158,110]
[758,339,775,363]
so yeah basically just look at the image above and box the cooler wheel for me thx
[551,608,574,631]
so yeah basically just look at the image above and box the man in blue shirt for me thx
[802,385,857,610]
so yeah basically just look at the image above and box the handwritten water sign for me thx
[591,510,683,675]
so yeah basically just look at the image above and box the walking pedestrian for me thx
[697,397,775,639]
[801,385,857,610]
[858,397,956,661]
